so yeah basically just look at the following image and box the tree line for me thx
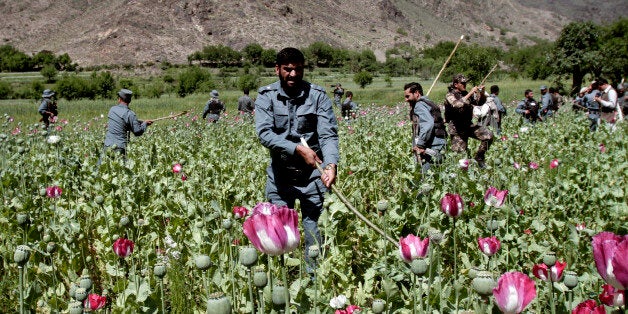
[0,19,625,100]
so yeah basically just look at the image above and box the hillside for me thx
[0,0,625,67]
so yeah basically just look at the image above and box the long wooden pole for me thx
[480,64,499,87]
[426,35,464,97]
[300,138,397,245]
[148,110,187,122]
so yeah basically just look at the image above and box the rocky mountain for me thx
[0,0,625,67]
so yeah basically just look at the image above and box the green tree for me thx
[261,49,277,67]
[242,43,264,65]
[0,45,32,72]
[552,21,601,94]
[237,74,259,93]
[91,71,116,99]
[40,65,58,83]
[304,42,335,67]
[598,18,628,84]
[177,66,211,97]
[445,45,502,84]
[354,71,373,88]
[0,81,12,99]
[56,74,94,100]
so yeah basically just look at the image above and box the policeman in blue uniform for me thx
[539,85,554,119]
[255,47,339,271]
[103,89,152,157]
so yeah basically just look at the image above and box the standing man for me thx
[490,85,506,135]
[539,85,554,120]
[444,74,493,168]
[238,88,255,117]
[404,82,447,172]
[202,90,225,123]
[341,91,358,120]
[332,83,344,108]
[38,89,58,129]
[102,89,152,157]
[594,77,620,130]
[255,47,339,271]
[584,82,601,132]
[515,89,541,124]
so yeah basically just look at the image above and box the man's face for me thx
[526,92,534,99]
[276,62,304,90]
[404,88,420,104]
[454,81,467,92]
[541,89,547,95]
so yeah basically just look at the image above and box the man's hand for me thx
[145,120,154,126]
[296,144,322,168]
[413,146,426,155]
[321,164,336,188]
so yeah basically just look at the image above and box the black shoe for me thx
[476,160,487,169]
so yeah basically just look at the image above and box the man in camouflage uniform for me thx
[444,74,493,168]
[255,47,339,272]
[332,83,344,108]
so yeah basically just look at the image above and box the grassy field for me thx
[0,72,560,126]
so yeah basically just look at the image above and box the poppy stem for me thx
[282,254,290,313]
[453,217,459,314]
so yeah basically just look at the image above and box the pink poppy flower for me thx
[181,174,187,181]
[572,299,606,314]
[592,232,628,289]
[172,163,182,173]
[598,284,625,307]
[484,186,508,208]
[440,193,464,218]
[459,159,470,170]
[84,293,107,311]
[576,223,586,231]
[501,135,508,141]
[11,127,21,135]
[528,162,539,170]
[478,236,501,256]
[532,261,567,282]
[242,202,300,256]
[549,159,559,169]
[345,305,361,314]
[46,186,63,198]
[513,134,519,138]
[513,162,521,170]
[233,206,249,219]
[493,271,536,314]
[524,229,532,235]
[398,234,429,262]
[599,143,606,153]
[113,238,134,258]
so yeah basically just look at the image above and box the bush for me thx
[354,71,374,88]
[177,66,212,97]
[237,74,259,93]
[56,74,94,100]
[40,65,58,83]
[91,71,116,99]
[0,81,12,99]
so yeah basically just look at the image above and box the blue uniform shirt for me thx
[255,80,339,179]
[104,104,148,149]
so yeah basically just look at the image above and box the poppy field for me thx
[0,100,627,313]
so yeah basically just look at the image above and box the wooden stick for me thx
[300,138,397,245]
[480,64,499,87]
[426,35,464,97]
[148,111,188,122]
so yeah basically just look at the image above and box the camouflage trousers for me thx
[448,122,494,161]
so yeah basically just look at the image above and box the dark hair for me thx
[243,88,249,95]
[276,47,305,66]
[345,91,353,98]
[524,89,533,96]
[490,85,499,94]
[404,82,423,95]
[596,77,608,85]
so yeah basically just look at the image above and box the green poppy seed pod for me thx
[410,258,428,276]
[206,292,232,314]
[308,245,320,259]
[372,299,386,314]
[67,301,84,314]
[195,220,204,228]
[74,287,88,301]
[46,242,57,254]
[65,235,75,244]
[563,271,578,290]
[79,273,92,291]
[14,245,30,266]
[39,188,47,197]
[472,271,496,297]
[154,263,167,278]
[376,200,389,212]
[253,268,268,288]
[222,218,232,230]
[428,230,444,245]
[17,146,26,154]
[69,282,79,299]
[16,213,29,226]
[195,255,212,271]
[493,158,502,166]
[43,234,51,242]
[468,266,483,279]
[271,282,288,306]
[239,246,258,267]
[37,224,44,232]
[77,233,84,241]
[543,251,557,267]
[486,220,500,231]
[119,216,131,227]
[85,256,92,263]
[420,183,434,194]
[94,195,104,205]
